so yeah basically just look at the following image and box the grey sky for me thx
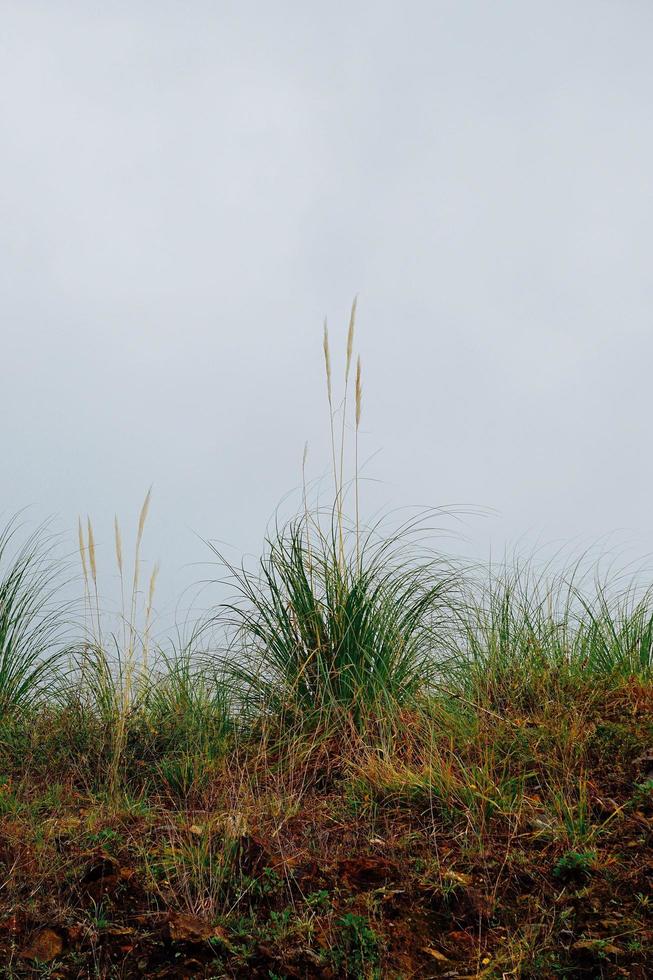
[2,2,653,622]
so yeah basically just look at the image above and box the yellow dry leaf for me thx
[423,946,449,962]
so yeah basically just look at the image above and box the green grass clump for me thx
[219,513,461,730]
[454,562,653,716]
[0,519,68,719]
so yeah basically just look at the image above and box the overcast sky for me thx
[2,1,653,624]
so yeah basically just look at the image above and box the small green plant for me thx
[553,849,596,881]
[331,912,382,979]
[252,866,284,898]
[85,827,123,852]
[631,778,653,809]
[305,889,330,911]
[262,907,293,941]
[88,898,110,929]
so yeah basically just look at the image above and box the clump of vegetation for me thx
[552,849,596,882]
[0,304,651,976]
[219,513,461,733]
[0,518,69,718]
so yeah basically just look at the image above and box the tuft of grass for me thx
[218,513,462,732]
[146,637,232,757]
[0,518,68,720]
[77,490,158,796]
[452,561,653,715]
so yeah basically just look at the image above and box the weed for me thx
[553,850,596,881]
[331,912,382,979]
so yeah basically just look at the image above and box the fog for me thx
[3,1,653,628]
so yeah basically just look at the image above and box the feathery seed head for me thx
[322,320,332,403]
[345,295,357,380]
[78,517,88,584]
[136,488,151,549]
[147,561,159,614]
[114,516,123,576]
[355,356,363,428]
[87,517,97,586]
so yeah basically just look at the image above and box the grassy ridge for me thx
[0,310,651,976]
[0,514,651,978]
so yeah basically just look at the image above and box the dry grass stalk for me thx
[136,487,151,552]
[143,561,159,674]
[355,355,362,429]
[322,321,339,510]
[87,517,97,588]
[345,295,357,380]
[78,517,88,589]
[106,487,154,797]
[322,320,332,406]
[126,489,153,691]
[318,300,362,571]
[355,355,362,568]
[301,441,315,587]
[114,515,127,651]
[86,516,101,643]
[77,517,91,679]
[129,487,152,667]
[114,516,123,576]
[337,297,357,565]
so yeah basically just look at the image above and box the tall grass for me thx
[3,299,653,790]
[215,304,464,735]
[77,491,159,793]
[0,518,68,718]
[453,559,653,710]
[218,513,462,728]
[573,581,653,676]
[146,633,232,757]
